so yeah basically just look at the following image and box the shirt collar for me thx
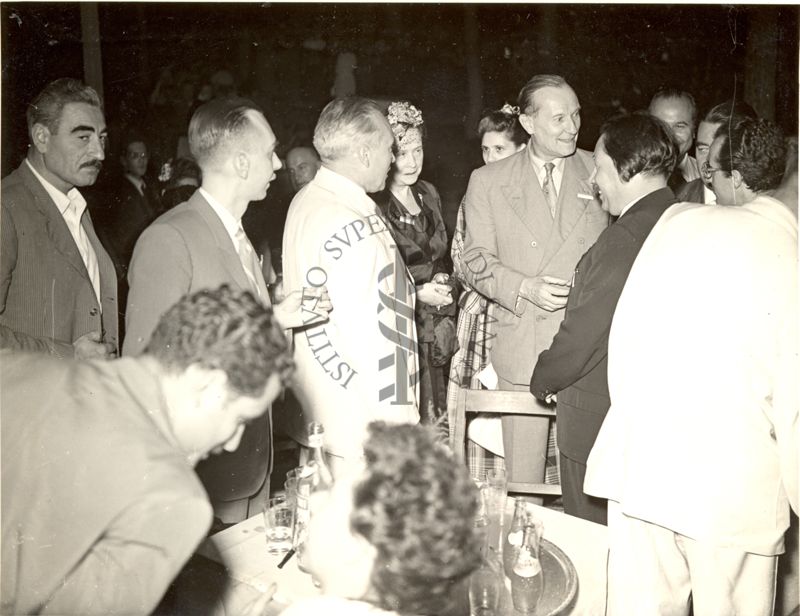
[315,165,378,215]
[125,173,144,193]
[703,184,716,205]
[199,186,241,242]
[527,148,566,179]
[25,158,86,216]
[619,195,643,217]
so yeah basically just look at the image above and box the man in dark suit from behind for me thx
[676,99,758,204]
[0,78,118,359]
[531,113,679,524]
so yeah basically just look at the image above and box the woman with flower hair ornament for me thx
[372,101,456,432]
[447,104,527,480]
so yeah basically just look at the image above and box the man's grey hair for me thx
[27,78,102,137]
[313,97,387,162]
[517,74,571,115]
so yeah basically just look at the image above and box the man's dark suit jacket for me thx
[676,178,705,204]
[531,187,677,464]
[107,177,161,273]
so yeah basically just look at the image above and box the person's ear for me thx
[518,113,536,137]
[30,123,50,154]
[185,365,230,412]
[233,151,250,180]
[731,169,745,189]
[344,532,379,596]
[356,144,371,168]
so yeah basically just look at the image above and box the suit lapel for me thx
[540,154,595,267]
[18,163,92,282]
[501,154,552,241]
[191,191,269,306]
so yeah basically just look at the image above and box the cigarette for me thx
[277,548,295,569]
[577,193,594,200]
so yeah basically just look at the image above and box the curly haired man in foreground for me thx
[282,422,483,615]
[2,285,292,615]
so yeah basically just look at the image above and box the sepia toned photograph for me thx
[1,3,798,615]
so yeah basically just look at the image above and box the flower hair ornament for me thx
[158,160,173,183]
[501,103,520,116]
[387,101,424,146]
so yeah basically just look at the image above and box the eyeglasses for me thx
[701,160,723,177]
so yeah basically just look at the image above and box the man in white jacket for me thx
[585,118,797,615]
[282,98,419,474]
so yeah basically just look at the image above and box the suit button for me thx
[530,240,538,247]
[89,307,99,317]
[578,238,585,245]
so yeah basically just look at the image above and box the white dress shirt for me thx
[528,150,566,197]
[199,187,263,299]
[25,160,101,305]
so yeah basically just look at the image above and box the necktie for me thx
[67,198,101,305]
[542,162,557,217]
[235,227,263,300]
[667,166,685,192]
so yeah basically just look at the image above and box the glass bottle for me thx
[503,497,526,577]
[469,514,502,616]
[510,525,543,614]
[294,422,334,572]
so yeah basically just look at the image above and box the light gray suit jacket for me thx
[461,147,609,386]
[0,162,118,357]
[124,189,271,503]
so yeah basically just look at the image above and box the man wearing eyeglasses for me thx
[677,100,758,204]
[585,117,796,615]
[102,134,162,272]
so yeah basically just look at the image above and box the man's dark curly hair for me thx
[350,422,482,615]
[714,118,786,193]
[600,112,678,182]
[143,285,293,397]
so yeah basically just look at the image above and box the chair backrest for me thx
[450,386,560,496]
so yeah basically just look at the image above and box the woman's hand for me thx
[416,282,453,307]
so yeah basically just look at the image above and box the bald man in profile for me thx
[125,96,329,523]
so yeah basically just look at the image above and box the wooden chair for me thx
[450,386,561,496]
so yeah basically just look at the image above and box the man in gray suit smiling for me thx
[461,75,608,487]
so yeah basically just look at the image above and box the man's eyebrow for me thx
[70,125,97,134]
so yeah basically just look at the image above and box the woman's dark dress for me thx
[374,180,455,429]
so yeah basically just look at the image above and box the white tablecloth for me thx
[200,500,609,615]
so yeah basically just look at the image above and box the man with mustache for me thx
[0,78,118,359]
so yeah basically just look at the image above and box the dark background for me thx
[2,3,798,228]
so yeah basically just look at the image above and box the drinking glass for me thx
[285,467,301,507]
[484,468,507,550]
[263,494,294,555]
[469,555,502,616]
[484,468,507,520]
